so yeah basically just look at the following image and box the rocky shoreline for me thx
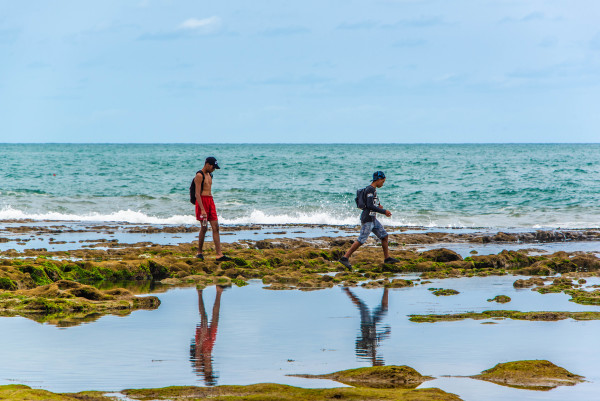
[1,229,600,326]
[0,227,597,397]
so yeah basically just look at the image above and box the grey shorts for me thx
[357,218,388,244]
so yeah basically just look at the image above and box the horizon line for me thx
[1,142,599,145]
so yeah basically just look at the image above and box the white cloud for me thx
[178,16,221,31]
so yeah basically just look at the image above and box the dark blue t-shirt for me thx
[360,185,387,223]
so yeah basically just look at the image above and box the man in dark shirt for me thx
[339,171,399,269]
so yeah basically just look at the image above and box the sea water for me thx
[1,143,599,229]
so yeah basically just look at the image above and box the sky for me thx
[1,0,599,143]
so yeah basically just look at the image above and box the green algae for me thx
[0,280,160,327]
[428,288,459,296]
[3,241,600,296]
[122,383,462,401]
[0,277,17,290]
[0,384,114,400]
[487,295,511,303]
[565,289,600,305]
[292,365,433,389]
[472,360,584,390]
[409,310,600,323]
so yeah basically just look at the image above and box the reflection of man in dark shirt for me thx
[190,286,223,386]
[343,287,390,366]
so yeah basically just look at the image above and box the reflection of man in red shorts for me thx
[190,285,223,386]
[194,156,231,262]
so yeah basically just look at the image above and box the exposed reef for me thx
[487,295,511,303]
[2,236,600,325]
[291,365,433,389]
[0,280,160,327]
[0,383,463,401]
[428,288,460,296]
[409,310,600,323]
[471,360,584,390]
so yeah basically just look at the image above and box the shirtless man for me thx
[195,156,231,261]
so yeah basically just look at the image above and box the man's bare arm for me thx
[195,173,206,217]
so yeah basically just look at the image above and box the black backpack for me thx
[355,186,368,209]
[189,171,210,204]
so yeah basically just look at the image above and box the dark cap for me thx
[205,156,220,169]
[372,171,386,181]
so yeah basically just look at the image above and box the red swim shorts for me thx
[195,196,218,222]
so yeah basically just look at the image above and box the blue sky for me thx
[1,0,599,143]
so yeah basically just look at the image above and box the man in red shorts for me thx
[194,156,231,261]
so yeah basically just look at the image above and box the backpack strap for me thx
[198,170,205,194]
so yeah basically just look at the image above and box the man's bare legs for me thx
[343,240,362,259]
[381,235,390,259]
[209,220,224,258]
[197,220,225,259]
[197,224,209,257]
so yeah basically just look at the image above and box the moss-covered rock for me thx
[0,384,114,400]
[0,280,160,327]
[123,383,462,401]
[513,277,546,288]
[487,295,511,303]
[420,248,462,263]
[472,360,584,390]
[428,288,459,296]
[292,365,433,389]
[409,310,600,323]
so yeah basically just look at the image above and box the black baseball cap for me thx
[205,156,220,169]
[372,171,386,181]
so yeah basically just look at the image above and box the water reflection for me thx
[342,287,390,366]
[190,286,223,385]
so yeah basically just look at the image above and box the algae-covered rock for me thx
[513,277,545,288]
[409,310,600,323]
[0,280,160,327]
[123,382,462,401]
[472,360,584,390]
[420,248,462,263]
[487,295,511,303]
[292,365,433,389]
[0,384,114,400]
[428,288,459,296]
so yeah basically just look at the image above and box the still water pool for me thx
[1,276,600,401]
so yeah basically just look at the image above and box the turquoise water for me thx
[1,143,599,228]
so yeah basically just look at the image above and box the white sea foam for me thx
[0,206,196,225]
[0,206,407,226]
[219,210,358,225]
[1,206,599,229]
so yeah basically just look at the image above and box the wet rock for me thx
[123,382,462,401]
[492,232,518,242]
[472,360,584,390]
[409,310,600,323]
[428,288,459,296]
[386,279,413,288]
[487,295,511,303]
[421,248,462,262]
[293,365,433,389]
[513,277,545,288]
[570,255,600,272]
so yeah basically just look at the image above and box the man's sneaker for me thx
[339,257,352,269]
[216,255,232,262]
[384,257,399,264]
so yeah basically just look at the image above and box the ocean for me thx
[1,143,598,229]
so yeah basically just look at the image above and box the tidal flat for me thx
[0,223,599,401]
